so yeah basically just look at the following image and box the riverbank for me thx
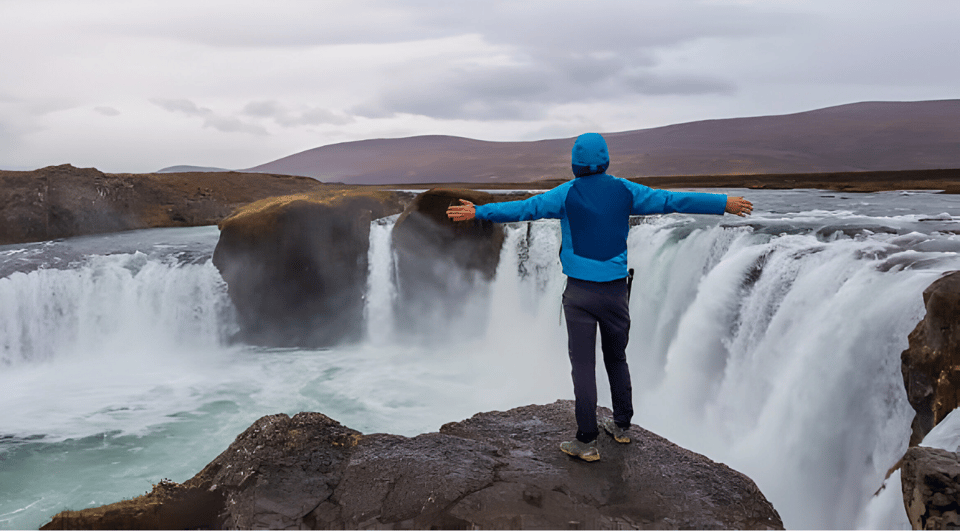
[3,164,958,246]
[386,167,960,193]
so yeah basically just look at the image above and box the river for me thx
[2,188,960,529]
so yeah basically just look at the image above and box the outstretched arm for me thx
[446,185,569,223]
[446,199,476,222]
[725,196,753,216]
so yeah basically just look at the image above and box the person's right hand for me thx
[725,196,753,216]
[446,199,476,222]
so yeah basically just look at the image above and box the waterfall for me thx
[0,253,231,367]
[364,209,960,529]
[624,219,952,529]
[0,236,237,444]
[365,215,399,345]
[4,195,960,530]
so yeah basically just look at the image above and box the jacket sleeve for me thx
[626,181,727,216]
[474,184,569,222]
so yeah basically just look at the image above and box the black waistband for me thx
[567,275,629,286]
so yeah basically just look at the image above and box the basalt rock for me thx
[212,190,408,347]
[390,188,507,337]
[901,446,960,530]
[902,271,960,446]
[0,165,137,244]
[0,164,329,245]
[42,401,784,530]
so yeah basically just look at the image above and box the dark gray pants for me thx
[562,276,634,443]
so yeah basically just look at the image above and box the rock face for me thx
[0,164,329,245]
[42,401,783,530]
[213,190,408,347]
[1,164,137,244]
[901,446,960,529]
[902,271,960,446]
[390,188,508,337]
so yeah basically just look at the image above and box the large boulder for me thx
[390,188,507,337]
[902,271,960,446]
[0,164,329,245]
[42,401,783,530]
[213,190,408,347]
[901,446,960,529]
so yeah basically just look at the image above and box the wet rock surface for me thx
[902,446,960,530]
[212,190,408,347]
[42,401,783,530]
[902,271,960,446]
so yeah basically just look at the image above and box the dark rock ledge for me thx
[41,401,782,530]
[902,271,960,446]
[901,446,960,530]
[897,270,960,530]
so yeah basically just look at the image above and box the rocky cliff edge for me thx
[41,401,783,530]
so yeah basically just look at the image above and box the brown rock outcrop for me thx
[0,164,328,245]
[390,188,508,337]
[212,190,408,347]
[902,271,960,446]
[42,401,783,530]
[901,446,960,530]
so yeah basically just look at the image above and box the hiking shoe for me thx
[600,417,631,444]
[560,439,600,462]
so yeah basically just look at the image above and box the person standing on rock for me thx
[446,132,753,461]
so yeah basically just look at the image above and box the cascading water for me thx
[1,190,959,529]
[0,253,228,367]
[365,215,400,345]
[623,217,950,529]
[0,228,235,438]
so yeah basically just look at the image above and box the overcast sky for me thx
[1,0,957,173]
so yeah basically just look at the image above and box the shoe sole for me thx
[601,420,631,444]
[560,446,601,462]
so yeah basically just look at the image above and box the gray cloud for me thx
[340,1,773,122]
[242,100,354,126]
[242,100,283,118]
[151,98,266,135]
[90,0,447,48]
[283,108,353,127]
[151,98,212,116]
[86,0,791,53]
[94,106,121,116]
[88,0,774,125]
[621,73,736,96]
[355,53,736,121]
[203,115,268,135]
[409,1,802,57]
[354,63,554,120]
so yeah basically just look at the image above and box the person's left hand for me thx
[725,196,753,216]
[446,199,476,221]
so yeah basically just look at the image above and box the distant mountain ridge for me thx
[240,100,960,184]
[158,165,232,173]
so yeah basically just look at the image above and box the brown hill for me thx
[0,164,334,245]
[244,100,960,184]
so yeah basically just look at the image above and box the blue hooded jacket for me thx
[475,133,727,282]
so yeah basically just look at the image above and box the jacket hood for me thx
[571,133,610,177]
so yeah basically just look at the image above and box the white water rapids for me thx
[1,189,960,529]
